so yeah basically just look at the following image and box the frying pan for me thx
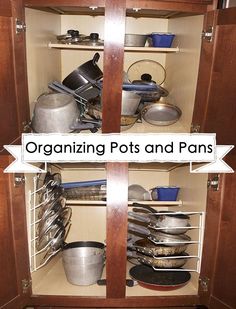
[141,102,181,126]
[128,211,190,235]
[127,251,188,269]
[128,222,191,246]
[129,265,191,291]
[132,238,188,257]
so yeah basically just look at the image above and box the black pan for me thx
[129,265,191,290]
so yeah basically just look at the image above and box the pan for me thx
[128,211,190,235]
[132,238,188,257]
[128,222,191,246]
[127,251,188,269]
[141,102,181,126]
[129,265,191,290]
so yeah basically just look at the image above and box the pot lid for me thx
[127,60,166,85]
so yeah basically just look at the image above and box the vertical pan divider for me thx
[106,162,128,298]
[102,0,126,133]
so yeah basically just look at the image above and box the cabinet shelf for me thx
[66,200,183,206]
[48,42,180,53]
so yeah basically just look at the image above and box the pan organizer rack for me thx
[128,211,205,273]
[29,175,65,273]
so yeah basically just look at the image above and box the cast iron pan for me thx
[129,265,191,291]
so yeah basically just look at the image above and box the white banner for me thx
[3,133,234,173]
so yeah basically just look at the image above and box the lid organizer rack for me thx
[29,174,70,272]
[128,211,205,273]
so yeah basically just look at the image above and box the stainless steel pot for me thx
[121,91,141,115]
[125,34,148,47]
[62,241,105,286]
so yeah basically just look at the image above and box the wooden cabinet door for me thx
[192,8,236,155]
[0,156,31,309]
[0,0,29,152]
[199,173,236,309]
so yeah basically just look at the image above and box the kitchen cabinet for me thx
[0,0,236,308]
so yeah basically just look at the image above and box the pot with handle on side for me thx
[31,93,101,133]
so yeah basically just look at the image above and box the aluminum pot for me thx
[31,93,79,133]
[125,34,148,47]
[31,93,94,133]
[62,241,105,286]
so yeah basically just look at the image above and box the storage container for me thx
[151,186,180,201]
[150,33,175,48]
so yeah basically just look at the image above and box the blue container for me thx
[150,33,175,48]
[151,186,180,201]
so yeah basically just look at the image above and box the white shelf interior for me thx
[48,42,180,53]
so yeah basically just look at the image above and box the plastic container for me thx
[151,186,180,201]
[150,33,175,48]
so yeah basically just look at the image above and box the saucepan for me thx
[62,53,103,91]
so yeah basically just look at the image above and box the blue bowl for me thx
[150,33,175,48]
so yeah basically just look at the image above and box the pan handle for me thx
[132,202,157,213]
[128,211,151,223]
[93,52,100,65]
[128,222,151,236]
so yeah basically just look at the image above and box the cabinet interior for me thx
[25,8,204,133]
[25,163,208,297]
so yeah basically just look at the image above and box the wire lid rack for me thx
[29,175,71,272]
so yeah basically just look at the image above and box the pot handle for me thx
[92,52,100,65]
[128,211,150,223]
[128,222,150,236]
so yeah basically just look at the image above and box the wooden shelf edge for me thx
[48,42,180,53]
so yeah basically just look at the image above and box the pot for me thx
[31,93,97,133]
[129,265,191,291]
[62,53,103,91]
[125,34,148,47]
[62,241,105,286]
[121,91,141,115]
[87,100,140,130]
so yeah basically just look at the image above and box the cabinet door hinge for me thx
[14,173,25,187]
[191,124,201,133]
[16,19,26,34]
[199,276,210,292]
[21,279,31,294]
[202,26,213,42]
[207,174,220,191]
